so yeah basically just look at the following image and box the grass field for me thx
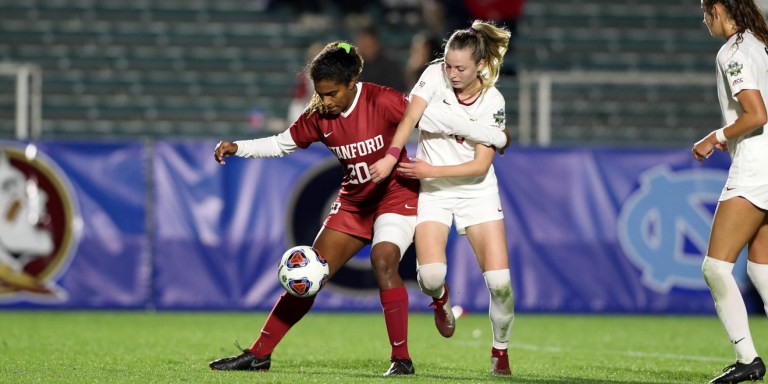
[1,311,766,383]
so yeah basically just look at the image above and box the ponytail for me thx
[444,20,511,90]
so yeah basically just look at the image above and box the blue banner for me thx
[491,147,748,313]
[0,140,752,313]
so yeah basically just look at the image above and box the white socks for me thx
[418,264,515,349]
[484,269,515,350]
[702,256,758,363]
[417,263,447,299]
[748,260,768,316]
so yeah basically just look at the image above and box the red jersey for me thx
[288,83,418,211]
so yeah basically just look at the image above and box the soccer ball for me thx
[277,245,329,297]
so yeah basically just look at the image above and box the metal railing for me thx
[0,63,42,140]
[517,71,717,146]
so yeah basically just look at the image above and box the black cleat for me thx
[383,357,415,376]
[209,349,271,371]
[710,357,766,383]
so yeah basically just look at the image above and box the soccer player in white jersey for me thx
[370,20,515,376]
[693,1,768,383]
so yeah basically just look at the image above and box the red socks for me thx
[248,287,409,361]
[249,292,315,358]
[380,286,410,360]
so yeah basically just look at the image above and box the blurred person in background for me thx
[422,0,524,75]
[370,20,514,376]
[354,26,406,92]
[693,1,768,383]
[420,0,469,37]
[287,42,325,123]
[404,30,442,89]
[464,0,525,76]
[462,0,524,76]
[209,41,418,376]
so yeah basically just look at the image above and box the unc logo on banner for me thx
[0,144,81,302]
[618,165,746,293]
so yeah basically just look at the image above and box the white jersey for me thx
[716,30,768,186]
[410,63,506,197]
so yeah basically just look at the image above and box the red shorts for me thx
[323,180,418,241]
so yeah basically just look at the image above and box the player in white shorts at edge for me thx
[693,1,768,383]
[370,20,515,376]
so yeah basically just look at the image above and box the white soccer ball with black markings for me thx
[277,245,329,297]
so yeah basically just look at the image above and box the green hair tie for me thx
[338,42,351,54]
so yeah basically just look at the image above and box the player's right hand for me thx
[214,140,238,165]
[370,155,398,183]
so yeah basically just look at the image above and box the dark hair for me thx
[306,41,363,114]
[444,20,511,89]
[703,0,768,46]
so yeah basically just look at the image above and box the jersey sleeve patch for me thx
[493,108,506,128]
[726,60,743,77]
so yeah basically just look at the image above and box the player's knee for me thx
[417,263,446,292]
[370,243,401,276]
[484,270,512,297]
[489,283,515,316]
[702,256,733,287]
[370,257,396,276]
[488,283,514,301]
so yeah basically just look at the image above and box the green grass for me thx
[0,311,766,383]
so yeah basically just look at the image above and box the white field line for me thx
[453,340,725,362]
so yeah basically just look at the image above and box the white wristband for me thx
[714,128,727,144]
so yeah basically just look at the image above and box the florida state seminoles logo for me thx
[0,144,81,301]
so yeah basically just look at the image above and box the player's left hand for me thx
[370,155,398,183]
[397,158,433,179]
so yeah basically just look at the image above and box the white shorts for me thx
[416,193,504,235]
[720,184,768,211]
[373,213,416,258]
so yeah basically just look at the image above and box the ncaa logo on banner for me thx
[618,165,746,293]
[0,143,81,302]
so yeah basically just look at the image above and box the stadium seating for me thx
[514,0,723,144]
[0,0,341,138]
[0,0,727,144]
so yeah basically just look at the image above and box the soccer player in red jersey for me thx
[209,42,419,376]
